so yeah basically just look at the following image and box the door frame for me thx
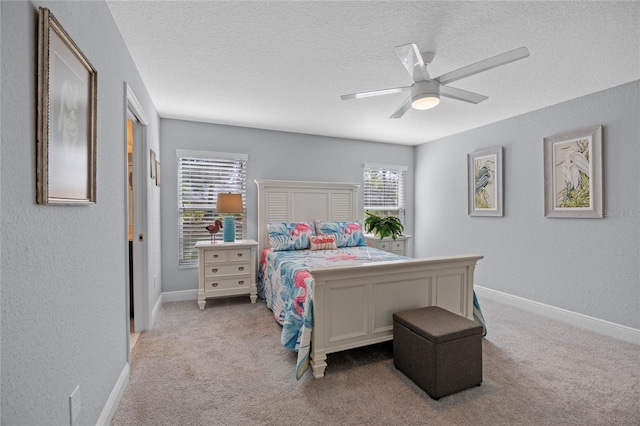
[124,83,150,361]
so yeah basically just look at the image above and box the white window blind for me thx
[363,163,407,225]
[177,150,247,267]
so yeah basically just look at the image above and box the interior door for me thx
[124,84,150,362]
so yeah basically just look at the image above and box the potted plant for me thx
[364,212,404,240]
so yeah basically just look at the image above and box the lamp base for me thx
[223,216,235,242]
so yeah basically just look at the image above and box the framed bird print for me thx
[468,146,503,216]
[544,126,602,218]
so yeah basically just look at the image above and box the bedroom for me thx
[1,1,638,425]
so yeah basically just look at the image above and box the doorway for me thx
[127,116,140,350]
[124,84,150,362]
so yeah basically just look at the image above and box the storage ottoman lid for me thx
[393,306,483,343]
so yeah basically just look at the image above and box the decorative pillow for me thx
[267,222,315,251]
[309,234,338,251]
[315,220,366,248]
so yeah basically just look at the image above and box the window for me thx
[363,163,407,225]
[177,150,247,267]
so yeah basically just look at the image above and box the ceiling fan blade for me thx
[394,43,430,82]
[440,85,488,104]
[340,86,410,101]
[437,46,530,85]
[389,97,412,119]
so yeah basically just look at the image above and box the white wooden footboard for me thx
[309,255,483,378]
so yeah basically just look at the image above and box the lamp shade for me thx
[216,193,243,214]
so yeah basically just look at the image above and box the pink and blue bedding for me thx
[259,221,487,379]
[267,221,315,251]
[259,245,408,379]
[315,220,366,247]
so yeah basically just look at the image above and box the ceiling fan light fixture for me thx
[410,80,441,110]
[411,93,440,110]
[340,44,529,119]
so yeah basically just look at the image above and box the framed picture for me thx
[36,7,97,205]
[155,161,161,187]
[150,149,156,179]
[468,146,503,216]
[544,126,602,218]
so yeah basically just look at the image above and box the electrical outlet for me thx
[69,385,81,426]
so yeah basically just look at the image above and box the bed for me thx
[255,179,484,379]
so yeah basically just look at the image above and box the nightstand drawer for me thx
[204,276,250,291]
[204,262,250,278]
[366,239,389,250]
[390,240,405,252]
[203,249,229,263]
[376,241,390,250]
[228,248,251,262]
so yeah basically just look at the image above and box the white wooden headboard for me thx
[254,179,360,256]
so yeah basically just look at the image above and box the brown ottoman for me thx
[393,306,483,399]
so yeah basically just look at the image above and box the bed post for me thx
[310,277,328,378]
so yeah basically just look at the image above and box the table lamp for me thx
[216,193,243,242]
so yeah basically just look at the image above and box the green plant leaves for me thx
[364,212,404,240]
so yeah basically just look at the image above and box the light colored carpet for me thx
[111,296,639,426]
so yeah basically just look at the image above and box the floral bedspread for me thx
[259,246,405,378]
[258,246,487,379]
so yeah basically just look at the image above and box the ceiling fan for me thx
[340,44,530,119]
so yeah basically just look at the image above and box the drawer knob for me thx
[213,254,219,258]
[238,280,244,285]
[238,266,245,271]
[237,253,243,257]
[212,268,218,273]
[211,283,219,288]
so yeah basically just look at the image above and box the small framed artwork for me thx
[468,146,503,216]
[150,149,156,179]
[544,126,602,218]
[36,7,97,205]
[155,161,161,187]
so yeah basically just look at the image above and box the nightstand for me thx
[364,234,411,256]
[196,239,258,309]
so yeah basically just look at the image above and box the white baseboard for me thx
[161,289,198,303]
[96,363,130,426]
[475,286,640,345]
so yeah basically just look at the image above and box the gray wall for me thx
[415,81,639,329]
[1,1,160,424]
[160,119,415,293]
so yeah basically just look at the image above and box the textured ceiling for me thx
[106,1,639,146]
